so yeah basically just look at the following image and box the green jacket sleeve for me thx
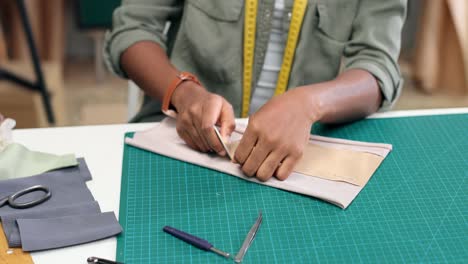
[104,0,183,78]
[343,0,407,111]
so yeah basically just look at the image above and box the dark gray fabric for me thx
[18,212,122,251]
[75,157,92,181]
[0,158,94,217]
[1,201,101,247]
[0,158,122,251]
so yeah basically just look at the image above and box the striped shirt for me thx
[249,0,290,114]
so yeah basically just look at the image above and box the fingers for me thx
[234,127,258,164]
[191,108,214,152]
[234,115,304,181]
[219,101,235,142]
[240,139,272,177]
[193,121,212,152]
[275,154,301,181]
[176,93,235,156]
[200,95,227,155]
[176,125,198,150]
[176,115,209,152]
[255,149,286,182]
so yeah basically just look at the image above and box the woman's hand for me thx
[234,87,320,181]
[171,81,235,156]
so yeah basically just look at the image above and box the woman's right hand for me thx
[170,81,235,156]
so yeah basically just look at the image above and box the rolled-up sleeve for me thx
[343,0,407,111]
[104,0,183,78]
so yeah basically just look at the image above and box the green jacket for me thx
[104,0,406,122]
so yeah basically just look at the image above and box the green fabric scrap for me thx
[0,143,78,180]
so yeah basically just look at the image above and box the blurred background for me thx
[0,0,467,128]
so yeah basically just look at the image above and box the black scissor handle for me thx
[8,185,51,209]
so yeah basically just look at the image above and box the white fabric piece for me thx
[125,118,392,209]
[0,118,16,152]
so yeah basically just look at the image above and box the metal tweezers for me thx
[234,211,263,263]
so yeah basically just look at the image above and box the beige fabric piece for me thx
[296,144,383,186]
[226,141,383,186]
[125,118,392,209]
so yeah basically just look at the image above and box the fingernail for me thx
[218,150,226,156]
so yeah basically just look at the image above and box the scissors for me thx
[0,185,51,209]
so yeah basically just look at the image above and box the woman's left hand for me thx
[234,87,320,181]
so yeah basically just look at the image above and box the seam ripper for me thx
[163,226,230,258]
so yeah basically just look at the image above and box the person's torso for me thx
[136,0,359,121]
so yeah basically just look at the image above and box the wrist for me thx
[161,72,201,114]
[295,86,326,124]
[171,81,206,111]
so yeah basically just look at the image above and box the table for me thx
[11,107,468,264]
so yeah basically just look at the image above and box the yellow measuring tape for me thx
[242,0,308,117]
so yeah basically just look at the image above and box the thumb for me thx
[218,101,235,141]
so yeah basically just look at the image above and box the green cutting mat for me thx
[117,114,468,263]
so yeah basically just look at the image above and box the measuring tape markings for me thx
[242,0,308,117]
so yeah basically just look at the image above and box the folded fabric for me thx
[125,118,392,209]
[0,143,78,180]
[0,118,15,152]
[1,201,101,247]
[17,212,122,251]
[0,158,94,217]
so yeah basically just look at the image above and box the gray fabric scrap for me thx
[1,201,101,247]
[18,212,122,251]
[0,158,94,217]
[75,158,92,181]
